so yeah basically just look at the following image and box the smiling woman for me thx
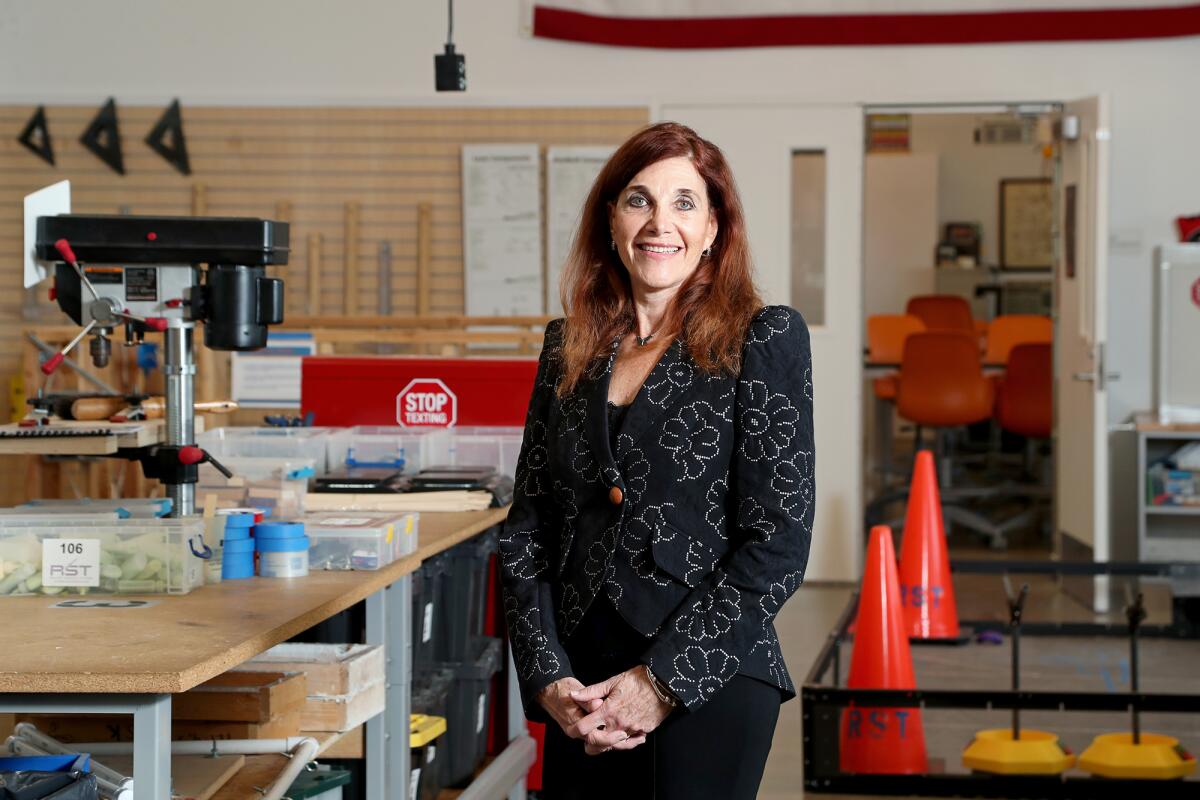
[499,122,815,800]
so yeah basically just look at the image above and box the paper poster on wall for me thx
[461,144,543,316]
[547,146,614,314]
[230,332,316,408]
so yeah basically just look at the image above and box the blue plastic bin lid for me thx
[0,753,90,773]
[221,512,256,529]
[286,466,316,480]
[224,537,256,553]
[254,522,306,540]
[256,535,310,553]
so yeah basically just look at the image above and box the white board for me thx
[546,146,614,314]
[24,180,71,288]
[461,144,543,316]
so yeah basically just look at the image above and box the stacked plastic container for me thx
[411,554,448,669]
[198,427,332,518]
[325,426,446,474]
[415,529,502,787]
[254,522,309,578]
[13,498,173,518]
[422,427,524,478]
[304,512,419,571]
[0,517,207,596]
[410,669,455,799]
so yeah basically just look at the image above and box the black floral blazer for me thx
[500,305,814,715]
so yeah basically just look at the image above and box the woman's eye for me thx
[676,198,695,211]
[628,194,647,208]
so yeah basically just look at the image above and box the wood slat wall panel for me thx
[0,103,649,429]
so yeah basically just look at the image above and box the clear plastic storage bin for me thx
[325,427,447,474]
[424,427,524,479]
[303,512,420,571]
[199,427,332,473]
[16,498,173,518]
[0,519,207,596]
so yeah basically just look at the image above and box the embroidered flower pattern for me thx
[674,582,742,640]
[667,646,741,702]
[659,401,721,481]
[738,381,798,461]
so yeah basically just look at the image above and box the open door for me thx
[660,102,864,582]
[1055,95,1114,602]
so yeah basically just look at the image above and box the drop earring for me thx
[702,246,712,257]
[610,239,616,251]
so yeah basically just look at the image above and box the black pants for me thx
[541,596,781,800]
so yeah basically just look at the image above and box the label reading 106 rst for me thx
[42,539,101,587]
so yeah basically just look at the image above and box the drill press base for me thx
[962,728,1076,775]
[1078,732,1197,779]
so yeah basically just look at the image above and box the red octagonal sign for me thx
[396,378,458,427]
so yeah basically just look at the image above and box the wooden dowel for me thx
[191,184,208,216]
[307,233,323,316]
[417,202,433,317]
[344,202,361,315]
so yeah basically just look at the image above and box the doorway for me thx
[860,103,1062,557]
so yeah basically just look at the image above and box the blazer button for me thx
[609,486,624,505]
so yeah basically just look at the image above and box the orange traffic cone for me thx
[840,525,929,775]
[898,450,962,640]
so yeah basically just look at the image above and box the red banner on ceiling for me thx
[529,1,1200,47]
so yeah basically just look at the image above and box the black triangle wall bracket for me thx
[145,98,191,176]
[18,106,55,166]
[80,97,125,175]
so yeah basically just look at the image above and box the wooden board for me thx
[105,754,245,800]
[174,671,307,723]
[299,680,385,732]
[16,708,303,742]
[0,417,202,456]
[236,643,384,696]
[0,508,507,693]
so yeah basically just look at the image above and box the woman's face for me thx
[609,156,718,298]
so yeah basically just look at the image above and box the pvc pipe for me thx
[67,736,320,800]
[70,737,317,756]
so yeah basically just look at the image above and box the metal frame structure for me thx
[802,560,1200,798]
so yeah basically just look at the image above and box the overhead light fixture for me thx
[435,0,466,92]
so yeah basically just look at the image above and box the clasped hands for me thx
[537,667,675,755]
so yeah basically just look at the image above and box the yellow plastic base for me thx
[1078,732,1197,780]
[962,728,1076,775]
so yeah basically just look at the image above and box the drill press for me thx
[33,214,289,517]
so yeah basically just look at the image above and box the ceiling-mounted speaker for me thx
[18,106,55,166]
[145,98,191,176]
[80,97,125,175]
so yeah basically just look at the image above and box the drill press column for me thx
[164,322,197,517]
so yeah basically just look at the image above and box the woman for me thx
[500,122,814,799]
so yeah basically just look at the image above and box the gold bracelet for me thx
[644,665,677,707]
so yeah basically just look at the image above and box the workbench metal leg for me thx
[365,590,388,799]
[132,694,171,800]
[365,577,412,800]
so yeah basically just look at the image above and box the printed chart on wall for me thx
[461,144,543,315]
[547,146,614,314]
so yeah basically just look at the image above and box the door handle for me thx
[1072,372,1096,382]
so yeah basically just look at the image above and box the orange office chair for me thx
[905,295,975,334]
[866,315,925,484]
[996,343,1053,439]
[984,315,1053,365]
[866,331,1002,546]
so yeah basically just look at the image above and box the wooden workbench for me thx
[0,507,508,694]
[0,417,206,456]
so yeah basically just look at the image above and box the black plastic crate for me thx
[435,636,503,787]
[412,554,448,670]
[411,668,455,798]
[437,530,497,662]
[410,714,448,800]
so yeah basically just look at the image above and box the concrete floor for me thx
[759,575,1200,799]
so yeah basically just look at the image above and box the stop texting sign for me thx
[396,378,458,427]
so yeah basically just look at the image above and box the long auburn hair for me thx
[557,122,763,398]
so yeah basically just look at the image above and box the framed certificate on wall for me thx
[999,177,1054,270]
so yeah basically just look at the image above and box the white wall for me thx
[3,0,1197,428]
[909,114,1050,267]
[863,152,938,319]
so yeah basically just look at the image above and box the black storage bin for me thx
[437,530,498,662]
[412,554,448,670]
[409,714,448,800]
[440,636,503,787]
[411,668,455,798]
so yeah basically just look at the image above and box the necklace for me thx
[634,330,657,347]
